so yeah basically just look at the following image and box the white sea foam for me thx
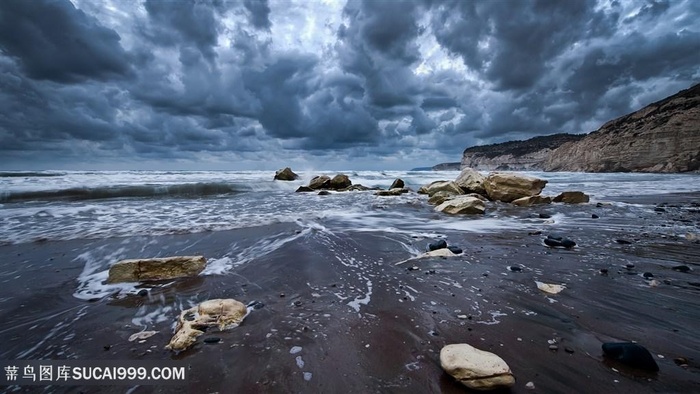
[347,279,373,312]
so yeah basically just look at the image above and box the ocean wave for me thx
[0,182,246,202]
[0,171,65,178]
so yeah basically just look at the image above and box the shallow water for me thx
[0,170,698,392]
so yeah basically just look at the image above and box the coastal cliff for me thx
[544,84,700,172]
[460,84,700,173]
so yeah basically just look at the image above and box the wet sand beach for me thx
[0,192,699,393]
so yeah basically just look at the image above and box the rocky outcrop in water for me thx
[107,256,206,283]
[460,84,700,173]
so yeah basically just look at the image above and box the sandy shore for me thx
[0,192,698,393]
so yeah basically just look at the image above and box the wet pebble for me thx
[674,357,688,366]
[625,263,635,269]
[428,239,447,251]
[615,239,633,244]
[565,347,575,354]
[642,272,654,279]
[508,266,522,272]
[602,342,659,371]
[525,381,535,390]
[447,245,463,254]
[654,207,666,212]
[549,345,559,351]
[293,300,302,307]
[539,213,552,219]
[279,293,286,298]
[247,300,265,310]
[599,268,609,275]
[591,214,599,219]
[672,265,691,273]
[528,230,542,236]
[137,289,148,297]
[204,337,221,344]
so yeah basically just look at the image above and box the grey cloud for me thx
[0,0,130,83]
[243,0,272,30]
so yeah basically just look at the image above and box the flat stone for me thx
[602,342,659,371]
[107,256,206,283]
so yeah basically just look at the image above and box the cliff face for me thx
[544,84,700,172]
[460,84,700,173]
[460,134,585,171]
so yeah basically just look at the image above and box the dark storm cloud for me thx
[243,0,272,30]
[0,0,130,83]
[1,0,699,169]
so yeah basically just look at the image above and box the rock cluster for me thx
[107,256,206,283]
[273,167,299,181]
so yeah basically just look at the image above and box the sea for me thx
[0,169,699,392]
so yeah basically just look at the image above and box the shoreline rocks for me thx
[418,180,464,197]
[166,299,248,352]
[440,343,516,390]
[483,172,547,203]
[455,168,486,195]
[274,167,299,181]
[512,195,552,206]
[435,195,486,215]
[553,191,590,204]
[107,256,206,283]
[602,342,659,372]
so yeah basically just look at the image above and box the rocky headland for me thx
[460,83,700,173]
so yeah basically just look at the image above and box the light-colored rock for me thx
[535,281,566,294]
[330,174,352,190]
[428,190,455,205]
[483,173,547,203]
[512,195,553,206]
[394,248,456,266]
[273,167,298,181]
[129,331,157,342]
[455,168,486,195]
[435,196,486,215]
[308,175,330,190]
[552,191,589,204]
[440,343,516,390]
[417,181,464,197]
[166,299,248,351]
[107,256,206,283]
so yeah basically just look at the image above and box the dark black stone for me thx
[428,239,448,251]
[544,238,563,247]
[602,342,659,371]
[247,300,265,310]
[561,239,577,248]
[137,289,148,297]
[544,236,576,248]
[295,186,314,193]
[616,239,633,244]
[600,268,609,275]
[672,265,691,273]
[625,263,635,269]
[547,234,565,241]
[103,345,111,351]
[591,214,599,219]
[203,337,221,344]
[447,245,463,254]
[539,213,552,219]
[508,266,522,272]
[293,300,302,306]
[654,207,666,212]
[642,272,654,279]
[317,191,330,196]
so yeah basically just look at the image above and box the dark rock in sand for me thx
[592,214,599,219]
[600,268,609,275]
[390,178,405,189]
[602,342,659,372]
[247,300,265,310]
[616,239,633,244]
[539,213,552,219]
[625,263,635,269]
[544,235,576,248]
[204,337,222,344]
[330,174,352,190]
[274,167,299,181]
[642,272,654,279]
[309,175,331,190]
[137,289,148,297]
[318,191,331,196]
[428,239,448,251]
[508,266,522,272]
[672,265,691,273]
[654,207,666,212]
[447,246,463,254]
[295,186,314,193]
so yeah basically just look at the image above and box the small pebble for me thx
[293,300,302,307]
[616,239,632,244]
[539,213,552,219]
[137,289,148,297]
[672,265,691,273]
[625,263,635,269]
[549,345,559,351]
[526,381,535,390]
[565,347,575,354]
[591,214,599,219]
[600,268,609,275]
[642,272,654,279]
[279,293,285,298]
[508,266,522,272]
[203,337,221,344]
[674,357,688,366]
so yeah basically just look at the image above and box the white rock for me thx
[440,343,515,390]
[535,281,565,294]
[435,195,486,215]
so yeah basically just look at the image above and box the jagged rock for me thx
[455,168,486,195]
[417,181,464,197]
[295,186,314,193]
[483,173,548,203]
[330,174,352,190]
[273,167,299,181]
[435,196,486,215]
[308,175,331,190]
[390,178,405,189]
[342,184,374,192]
[553,191,590,204]
[166,299,248,351]
[375,188,405,196]
[107,256,206,283]
[440,343,516,390]
[512,195,553,206]
[428,191,455,205]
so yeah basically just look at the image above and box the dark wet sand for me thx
[0,193,699,393]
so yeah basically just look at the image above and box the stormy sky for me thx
[1,0,698,170]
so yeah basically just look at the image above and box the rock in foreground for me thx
[483,173,547,202]
[602,342,659,372]
[455,168,486,195]
[435,195,486,215]
[330,174,352,190]
[440,343,516,390]
[166,299,248,351]
[512,195,552,206]
[107,256,206,283]
[273,167,299,181]
[418,181,464,197]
